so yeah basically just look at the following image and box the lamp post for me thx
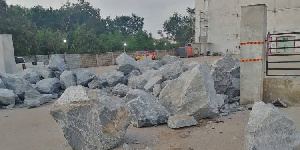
[124,43,127,53]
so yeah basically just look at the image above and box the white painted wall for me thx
[195,0,300,55]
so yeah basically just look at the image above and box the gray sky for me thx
[6,0,194,39]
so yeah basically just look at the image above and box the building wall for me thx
[195,0,300,55]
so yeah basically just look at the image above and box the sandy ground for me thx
[0,56,300,150]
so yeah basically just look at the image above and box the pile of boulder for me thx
[49,53,242,149]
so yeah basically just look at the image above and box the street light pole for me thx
[124,43,127,53]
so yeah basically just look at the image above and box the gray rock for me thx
[50,86,131,150]
[126,95,169,127]
[117,53,139,74]
[112,84,132,97]
[99,70,125,87]
[24,90,54,108]
[0,78,6,89]
[54,71,62,79]
[167,115,198,129]
[49,55,66,72]
[0,89,15,109]
[75,70,93,87]
[187,61,199,71]
[159,63,219,120]
[138,58,162,72]
[20,69,41,84]
[88,76,105,89]
[153,84,162,97]
[161,55,183,66]
[123,143,133,150]
[245,101,300,150]
[128,70,158,89]
[216,94,225,109]
[161,80,172,89]
[60,71,77,89]
[144,76,163,92]
[33,67,54,79]
[124,89,154,103]
[36,78,61,94]
[157,60,184,80]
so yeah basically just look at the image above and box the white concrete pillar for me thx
[0,34,17,74]
[240,5,267,104]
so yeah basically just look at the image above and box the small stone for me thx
[168,115,198,129]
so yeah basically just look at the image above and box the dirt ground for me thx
[0,56,299,150]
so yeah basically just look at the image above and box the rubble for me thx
[168,115,198,129]
[88,76,105,89]
[126,95,169,127]
[20,69,41,84]
[138,57,162,72]
[128,70,158,89]
[99,70,125,87]
[124,89,154,103]
[144,75,163,92]
[60,71,77,89]
[32,67,54,79]
[50,86,131,150]
[117,53,140,74]
[75,70,93,87]
[36,78,61,94]
[48,55,66,72]
[112,83,132,97]
[161,55,184,66]
[0,89,15,109]
[245,101,300,150]
[157,60,184,80]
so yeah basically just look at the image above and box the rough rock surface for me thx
[75,70,93,87]
[157,61,184,80]
[167,115,198,129]
[60,71,77,89]
[20,69,41,84]
[0,78,6,88]
[112,84,132,97]
[159,64,219,120]
[128,70,158,89]
[161,55,183,66]
[33,67,54,79]
[245,101,300,150]
[153,84,162,97]
[49,55,66,72]
[126,95,169,127]
[144,76,163,92]
[88,76,105,89]
[117,53,139,74]
[138,58,162,72]
[99,70,125,87]
[187,61,199,71]
[24,89,54,108]
[50,86,131,150]
[36,78,61,94]
[124,89,153,103]
[0,89,15,109]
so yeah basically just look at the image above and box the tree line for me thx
[0,0,195,56]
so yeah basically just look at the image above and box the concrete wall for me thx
[264,77,300,106]
[195,0,300,55]
[0,34,16,73]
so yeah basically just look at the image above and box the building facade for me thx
[195,0,300,55]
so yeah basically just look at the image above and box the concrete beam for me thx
[0,34,16,74]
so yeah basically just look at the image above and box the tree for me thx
[107,14,144,35]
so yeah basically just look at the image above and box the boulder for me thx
[153,84,162,97]
[126,95,169,127]
[20,69,41,84]
[187,61,199,71]
[116,53,139,74]
[245,101,300,150]
[36,78,61,94]
[157,60,184,80]
[161,80,172,89]
[112,84,132,97]
[128,70,158,89]
[88,76,105,89]
[33,67,54,79]
[161,55,183,65]
[159,63,219,120]
[50,86,131,150]
[75,70,93,87]
[54,71,62,79]
[49,55,66,72]
[24,88,54,108]
[0,78,6,89]
[144,75,163,92]
[138,58,162,72]
[99,70,125,87]
[0,89,15,109]
[60,71,77,89]
[167,115,198,129]
[124,89,153,103]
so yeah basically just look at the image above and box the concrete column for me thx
[240,5,267,104]
[0,34,16,74]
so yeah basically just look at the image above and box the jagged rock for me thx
[161,80,172,89]
[88,76,105,89]
[161,55,183,66]
[54,71,62,79]
[112,84,132,97]
[167,115,198,129]
[117,53,139,74]
[49,55,66,72]
[60,71,77,89]
[75,70,93,87]
[138,58,162,72]
[144,76,163,92]
[153,84,162,97]
[0,78,6,88]
[33,67,54,79]
[0,89,15,109]
[216,94,225,109]
[245,101,300,150]
[159,64,219,120]
[124,89,153,103]
[99,70,125,87]
[50,86,131,150]
[36,78,61,94]
[157,60,184,80]
[24,89,54,108]
[187,61,199,71]
[128,70,158,89]
[126,95,169,127]
[20,69,41,84]
[123,143,133,150]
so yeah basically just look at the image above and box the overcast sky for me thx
[6,0,194,38]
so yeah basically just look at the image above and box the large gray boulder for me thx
[138,58,162,73]
[49,55,66,72]
[157,60,184,81]
[124,89,153,103]
[75,70,93,87]
[128,70,159,89]
[167,115,198,129]
[20,69,41,84]
[60,71,77,89]
[187,61,199,71]
[50,86,131,150]
[112,84,132,97]
[0,89,15,109]
[126,95,169,127]
[161,55,183,65]
[144,75,163,92]
[36,78,61,94]
[88,76,105,89]
[0,78,6,89]
[99,70,125,87]
[159,63,219,120]
[245,101,300,150]
[24,88,54,108]
[32,67,54,79]
[117,53,139,74]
